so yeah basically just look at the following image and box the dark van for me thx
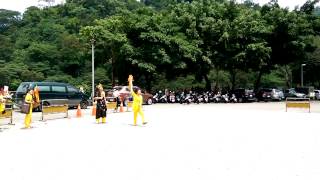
[15,82,89,110]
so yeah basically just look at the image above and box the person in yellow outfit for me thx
[94,84,107,124]
[24,88,34,129]
[0,89,6,114]
[128,75,147,126]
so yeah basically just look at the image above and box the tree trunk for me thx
[230,69,236,90]
[216,69,219,90]
[203,74,211,90]
[111,48,116,87]
[254,69,264,92]
[284,65,292,88]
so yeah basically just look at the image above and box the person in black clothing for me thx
[94,84,107,124]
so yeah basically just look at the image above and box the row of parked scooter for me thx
[152,91,239,104]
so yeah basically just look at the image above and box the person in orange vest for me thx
[128,75,147,126]
[94,84,107,124]
[24,88,34,129]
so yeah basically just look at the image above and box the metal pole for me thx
[301,65,303,87]
[92,39,95,99]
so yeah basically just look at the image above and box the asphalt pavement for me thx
[0,102,320,180]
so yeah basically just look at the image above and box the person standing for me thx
[113,90,121,111]
[128,75,147,126]
[0,89,6,114]
[94,84,107,124]
[24,88,34,129]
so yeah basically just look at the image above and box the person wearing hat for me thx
[94,84,107,124]
[24,88,34,128]
[128,75,147,126]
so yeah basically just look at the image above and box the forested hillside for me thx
[1,0,320,92]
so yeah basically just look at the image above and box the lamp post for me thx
[301,64,306,87]
[91,39,95,99]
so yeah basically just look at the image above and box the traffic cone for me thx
[92,103,96,116]
[76,104,82,118]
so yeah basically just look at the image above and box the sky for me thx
[0,0,65,13]
[0,0,318,13]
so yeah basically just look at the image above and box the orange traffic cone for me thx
[120,98,124,113]
[76,104,82,118]
[92,103,96,116]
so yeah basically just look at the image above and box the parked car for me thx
[284,88,307,99]
[315,90,320,100]
[15,82,90,110]
[271,89,285,101]
[256,88,273,102]
[295,87,315,99]
[257,88,284,101]
[231,88,256,103]
[107,86,154,105]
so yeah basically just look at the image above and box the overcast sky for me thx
[0,0,317,13]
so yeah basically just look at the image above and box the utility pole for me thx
[91,39,95,99]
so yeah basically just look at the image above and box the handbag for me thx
[21,103,30,114]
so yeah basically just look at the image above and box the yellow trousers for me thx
[96,117,106,124]
[24,113,32,128]
[0,104,4,112]
[133,108,145,125]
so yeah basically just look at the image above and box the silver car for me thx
[315,90,320,100]
[284,88,307,99]
[271,89,284,101]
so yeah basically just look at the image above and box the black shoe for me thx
[142,122,148,125]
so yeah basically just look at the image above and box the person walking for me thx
[128,75,147,126]
[94,84,107,124]
[24,88,34,129]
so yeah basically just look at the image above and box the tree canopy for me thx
[1,0,320,92]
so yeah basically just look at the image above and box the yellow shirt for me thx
[0,95,5,112]
[131,91,143,111]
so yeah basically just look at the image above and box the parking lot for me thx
[1,102,320,180]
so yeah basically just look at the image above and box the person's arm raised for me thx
[128,75,136,96]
